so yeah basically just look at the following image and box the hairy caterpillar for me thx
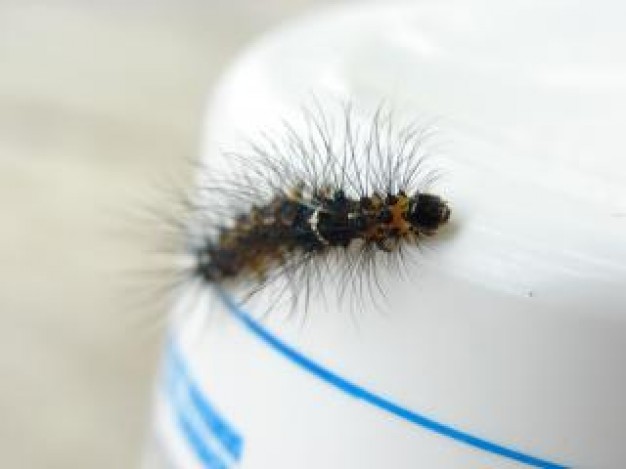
[179,102,450,313]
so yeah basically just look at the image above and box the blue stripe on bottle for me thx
[215,286,569,469]
[164,342,243,467]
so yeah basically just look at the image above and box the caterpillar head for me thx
[407,193,451,235]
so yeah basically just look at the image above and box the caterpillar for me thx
[180,102,451,313]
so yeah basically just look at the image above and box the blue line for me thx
[187,380,244,460]
[216,288,568,469]
[167,343,244,461]
[176,409,229,469]
[163,357,229,468]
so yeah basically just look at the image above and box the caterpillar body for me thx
[182,103,451,311]
[196,188,450,283]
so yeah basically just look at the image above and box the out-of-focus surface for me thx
[0,1,329,467]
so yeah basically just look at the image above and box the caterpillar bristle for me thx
[174,101,450,314]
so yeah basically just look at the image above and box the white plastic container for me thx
[145,3,626,468]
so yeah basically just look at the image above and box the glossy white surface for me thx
[163,2,626,468]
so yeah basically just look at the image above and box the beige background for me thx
[0,1,335,467]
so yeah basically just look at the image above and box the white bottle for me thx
[145,3,626,468]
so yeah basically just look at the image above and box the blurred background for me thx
[0,1,336,467]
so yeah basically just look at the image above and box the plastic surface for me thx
[147,2,626,468]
